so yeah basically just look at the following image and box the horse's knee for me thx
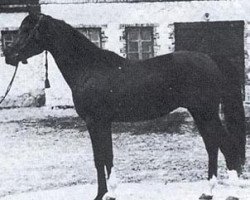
[105,156,114,174]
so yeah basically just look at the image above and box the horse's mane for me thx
[48,16,126,68]
[50,17,99,51]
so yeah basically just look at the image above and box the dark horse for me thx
[5,13,246,200]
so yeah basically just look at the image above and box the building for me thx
[1,0,250,107]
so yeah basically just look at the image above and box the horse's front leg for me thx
[86,118,114,200]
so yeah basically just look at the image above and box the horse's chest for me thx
[72,83,112,117]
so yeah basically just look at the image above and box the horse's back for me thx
[140,51,223,107]
[141,51,222,90]
[108,51,222,121]
[170,51,223,109]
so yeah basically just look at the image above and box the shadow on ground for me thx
[29,111,197,135]
[14,109,250,135]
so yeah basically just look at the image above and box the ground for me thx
[0,107,249,200]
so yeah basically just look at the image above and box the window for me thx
[125,27,154,60]
[77,28,102,48]
[246,86,250,103]
[1,30,18,52]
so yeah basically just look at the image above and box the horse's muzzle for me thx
[5,55,19,66]
[5,53,28,66]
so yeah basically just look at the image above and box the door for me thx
[174,21,245,95]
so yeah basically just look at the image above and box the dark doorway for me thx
[174,21,245,95]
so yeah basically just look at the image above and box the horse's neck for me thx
[47,26,99,90]
[50,50,82,89]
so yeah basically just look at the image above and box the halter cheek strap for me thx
[19,14,44,52]
[26,14,44,43]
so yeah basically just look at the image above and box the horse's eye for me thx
[20,28,29,35]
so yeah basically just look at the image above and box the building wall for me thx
[40,0,248,106]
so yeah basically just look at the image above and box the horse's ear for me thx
[29,12,38,20]
[27,5,40,18]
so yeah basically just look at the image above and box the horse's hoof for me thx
[199,193,213,200]
[225,196,239,200]
[103,196,116,200]
[102,192,116,200]
[94,193,106,200]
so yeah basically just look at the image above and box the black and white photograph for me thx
[0,0,250,199]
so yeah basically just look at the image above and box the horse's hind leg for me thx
[189,108,242,200]
[189,109,220,180]
[191,108,242,175]
[190,107,242,186]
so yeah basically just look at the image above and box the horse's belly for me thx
[112,100,176,122]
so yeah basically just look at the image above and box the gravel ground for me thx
[0,107,249,199]
[2,181,250,200]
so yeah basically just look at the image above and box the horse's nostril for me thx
[22,59,28,64]
[14,53,19,57]
[5,53,19,66]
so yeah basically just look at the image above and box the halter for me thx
[19,14,44,51]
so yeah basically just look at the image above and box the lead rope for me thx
[0,64,18,104]
[44,50,50,88]
[0,50,50,105]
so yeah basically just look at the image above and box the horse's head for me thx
[5,13,49,66]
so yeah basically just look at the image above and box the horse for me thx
[4,13,246,200]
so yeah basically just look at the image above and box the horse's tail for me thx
[212,55,246,165]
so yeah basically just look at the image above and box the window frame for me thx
[125,26,154,60]
[77,27,103,49]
